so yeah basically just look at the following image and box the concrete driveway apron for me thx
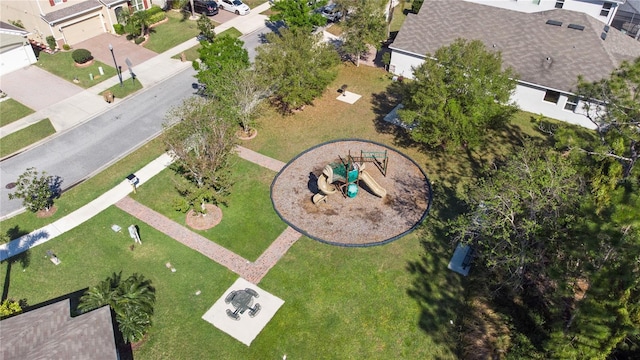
[0,66,83,111]
[72,33,157,76]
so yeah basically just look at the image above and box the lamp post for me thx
[108,43,123,87]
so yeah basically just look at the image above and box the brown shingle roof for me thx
[42,0,103,25]
[0,299,118,360]
[390,0,640,92]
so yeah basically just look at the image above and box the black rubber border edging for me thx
[270,138,433,247]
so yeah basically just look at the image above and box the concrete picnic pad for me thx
[202,278,284,346]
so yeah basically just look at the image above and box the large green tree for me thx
[556,58,640,207]
[194,35,250,98]
[341,0,387,67]
[398,39,517,150]
[269,0,327,32]
[78,272,156,344]
[255,28,339,112]
[450,144,586,292]
[163,97,237,212]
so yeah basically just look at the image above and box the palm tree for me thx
[78,272,156,343]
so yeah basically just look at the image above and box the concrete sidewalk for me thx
[0,143,284,262]
[0,2,272,138]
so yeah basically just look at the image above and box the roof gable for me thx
[390,0,640,92]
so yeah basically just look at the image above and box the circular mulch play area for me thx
[271,139,432,246]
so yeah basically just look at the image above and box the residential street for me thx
[0,67,197,218]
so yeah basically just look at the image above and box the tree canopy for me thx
[194,35,250,98]
[341,0,387,66]
[398,38,517,150]
[7,167,59,213]
[556,58,640,207]
[163,97,237,212]
[255,28,339,112]
[269,0,327,32]
[78,272,156,344]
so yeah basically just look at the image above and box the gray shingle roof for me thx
[42,0,103,25]
[0,299,118,360]
[390,0,640,92]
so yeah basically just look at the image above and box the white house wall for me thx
[389,50,424,79]
[512,84,595,129]
[463,0,620,25]
[389,50,597,130]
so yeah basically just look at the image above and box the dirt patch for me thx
[185,204,222,230]
[271,140,432,246]
[36,205,58,218]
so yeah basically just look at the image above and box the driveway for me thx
[0,66,83,111]
[73,33,157,72]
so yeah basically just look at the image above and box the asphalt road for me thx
[0,67,198,218]
[241,23,280,62]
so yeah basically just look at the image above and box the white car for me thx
[218,0,250,15]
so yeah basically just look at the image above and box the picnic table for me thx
[225,288,261,320]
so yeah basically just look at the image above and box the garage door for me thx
[0,45,37,75]
[63,16,104,45]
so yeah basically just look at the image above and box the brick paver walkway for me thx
[115,147,298,284]
[236,146,286,172]
[116,197,300,284]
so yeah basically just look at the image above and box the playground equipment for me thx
[312,150,388,204]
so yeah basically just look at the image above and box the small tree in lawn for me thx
[196,14,215,42]
[217,68,271,136]
[398,38,517,151]
[255,28,340,113]
[341,0,387,67]
[8,167,57,213]
[163,97,237,215]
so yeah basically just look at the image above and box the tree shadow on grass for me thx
[1,226,31,302]
[406,182,469,357]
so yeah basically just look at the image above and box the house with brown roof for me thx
[388,0,640,128]
[0,0,153,48]
[464,0,624,26]
[0,298,120,360]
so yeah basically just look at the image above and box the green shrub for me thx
[149,12,166,24]
[71,49,93,64]
[147,5,163,15]
[62,44,71,51]
[126,33,135,41]
[411,0,424,14]
[46,36,56,50]
[135,36,145,45]
[124,22,141,37]
[113,23,125,35]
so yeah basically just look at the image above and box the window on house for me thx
[50,0,63,5]
[600,3,612,17]
[543,90,561,104]
[564,96,579,111]
[131,0,145,12]
[555,0,564,9]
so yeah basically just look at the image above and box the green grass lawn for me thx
[0,119,55,158]
[37,52,117,88]
[0,63,558,359]
[0,137,166,238]
[144,11,201,53]
[132,157,286,261]
[101,77,144,99]
[0,99,34,127]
